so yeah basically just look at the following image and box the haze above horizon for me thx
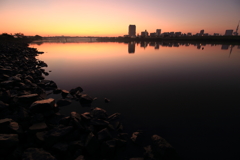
[1,0,239,37]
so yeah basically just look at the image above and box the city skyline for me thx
[0,0,240,36]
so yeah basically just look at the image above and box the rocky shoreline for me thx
[0,38,179,160]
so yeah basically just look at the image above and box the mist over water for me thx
[30,40,240,160]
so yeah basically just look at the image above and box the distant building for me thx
[175,32,181,36]
[141,30,148,37]
[187,33,192,36]
[156,29,161,37]
[225,30,233,36]
[150,33,156,37]
[213,33,220,36]
[128,25,136,37]
[200,30,204,36]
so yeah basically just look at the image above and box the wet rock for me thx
[0,101,8,112]
[36,131,47,144]
[104,98,110,103]
[52,142,69,152]
[46,113,66,126]
[91,107,107,120]
[18,94,39,103]
[29,122,48,131]
[85,132,100,155]
[91,119,109,127]
[149,134,177,160]
[61,90,69,99]
[30,113,45,124]
[79,94,93,106]
[29,98,55,113]
[80,112,92,121]
[0,134,19,155]
[57,99,71,107]
[22,148,56,160]
[75,155,85,160]
[53,88,62,94]
[131,131,144,146]
[100,139,116,158]
[70,112,84,130]
[108,113,121,121]
[98,128,112,141]
[44,126,73,146]
[70,87,83,97]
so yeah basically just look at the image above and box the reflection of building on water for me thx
[128,42,135,53]
[155,43,160,49]
[140,41,148,48]
[197,45,201,49]
[238,45,240,49]
[221,45,229,50]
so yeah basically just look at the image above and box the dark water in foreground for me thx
[30,41,240,160]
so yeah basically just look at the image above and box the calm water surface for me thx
[30,41,240,160]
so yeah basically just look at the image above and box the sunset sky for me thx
[1,0,239,36]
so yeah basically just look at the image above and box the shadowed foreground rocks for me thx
[0,39,180,159]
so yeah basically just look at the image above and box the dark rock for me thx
[70,87,83,97]
[30,113,45,124]
[61,90,69,99]
[97,128,112,141]
[91,107,107,120]
[46,113,66,126]
[35,131,47,144]
[53,88,62,94]
[104,98,110,103]
[44,126,73,146]
[91,119,109,127]
[57,99,71,107]
[52,142,69,152]
[75,155,85,160]
[149,134,178,160]
[108,113,121,121]
[85,132,100,155]
[100,139,116,158]
[29,98,55,113]
[79,94,93,106]
[115,138,127,148]
[0,134,19,155]
[18,94,39,103]
[22,148,56,160]
[0,101,8,112]
[70,112,85,130]
[131,131,144,146]
[29,122,48,131]
[80,112,92,121]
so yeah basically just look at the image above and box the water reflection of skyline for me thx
[127,41,240,54]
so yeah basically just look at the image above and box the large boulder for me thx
[18,94,39,103]
[44,126,73,146]
[0,134,19,155]
[147,134,178,160]
[22,148,56,160]
[91,107,107,120]
[29,98,55,113]
[56,99,71,107]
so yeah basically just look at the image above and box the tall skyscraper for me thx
[225,30,233,36]
[200,30,204,36]
[156,29,161,37]
[128,25,136,37]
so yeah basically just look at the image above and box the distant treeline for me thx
[0,33,42,44]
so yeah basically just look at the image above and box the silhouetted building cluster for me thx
[127,22,240,37]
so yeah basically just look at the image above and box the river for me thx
[30,40,240,160]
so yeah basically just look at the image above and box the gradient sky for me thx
[1,0,239,36]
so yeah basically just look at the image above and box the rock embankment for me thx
[0,40,179,160]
